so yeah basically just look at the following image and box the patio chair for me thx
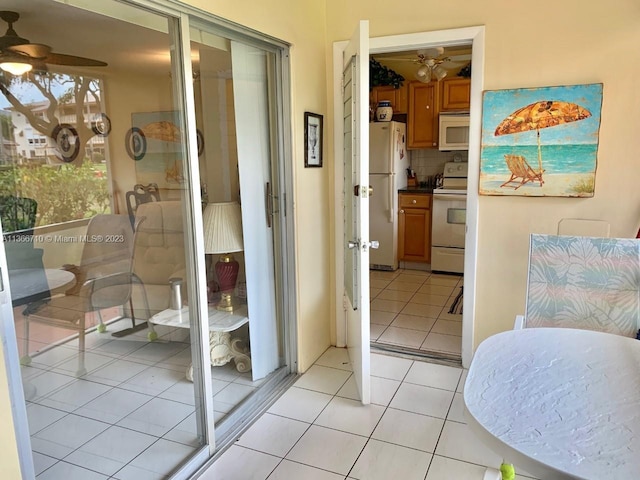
[20,214,145,376]
[514,234,640,336]
[126,183,160,228]
[500,154,544,190]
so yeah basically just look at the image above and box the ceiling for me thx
[372,45,472,82]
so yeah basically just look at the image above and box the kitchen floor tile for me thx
[370,310,397,326]
[409,293,449,306]
[425,275,461,286]
[431,319,463,336]
[395,272,429,283]
[370,278,392,289]
[421,333,462,355]
[378,326,427,349]
[389,314,435,332]
[285,425,367,476]
[370,298,406,313]
[376,289,414,302]
[385,280,421,293]
[417,284,455,296]
[370,324,386,341]
[349,439,432,480]
[401,303,443,318]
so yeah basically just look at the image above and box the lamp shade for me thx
[203,202,244,254]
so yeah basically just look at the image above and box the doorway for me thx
[334,26,485,371]
[368,45,470,363]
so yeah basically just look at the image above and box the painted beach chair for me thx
[500,154,544,190]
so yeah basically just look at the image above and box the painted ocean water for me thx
[481,144,597,175]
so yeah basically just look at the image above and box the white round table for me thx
[464,328,640,480]
[9,268,76,306]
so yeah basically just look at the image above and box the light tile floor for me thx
[370,270,463,358]
[21,317,260,479]
[203,347,539,480]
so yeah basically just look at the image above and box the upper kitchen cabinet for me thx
[370,84,408,114]
[440,78,471,111]
[407,81,438,149]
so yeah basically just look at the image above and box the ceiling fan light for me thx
[433,65,447,81]
[0,61,32,75]
[415,65,431,83]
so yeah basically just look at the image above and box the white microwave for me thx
[439,113,470,151]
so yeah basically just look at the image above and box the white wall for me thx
[324,0,640,347]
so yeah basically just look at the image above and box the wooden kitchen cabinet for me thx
[398,193,431,263]
[440,78,471,111]
[407,81,438,149]
[370,84,408,114]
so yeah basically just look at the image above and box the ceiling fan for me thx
[414,48,450,83]
[379,47,470,83]
[0,10,107,75]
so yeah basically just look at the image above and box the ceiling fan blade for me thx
[39,51,107,67]
[7,43,51,59]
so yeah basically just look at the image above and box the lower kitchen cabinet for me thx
[398,193,431,263]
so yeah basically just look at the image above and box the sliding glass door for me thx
[0,0,293,478]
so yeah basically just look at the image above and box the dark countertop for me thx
[398,186,434,194]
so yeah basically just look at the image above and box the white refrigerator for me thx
[369,121,408,270]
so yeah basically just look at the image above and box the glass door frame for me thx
[0,0,297,478]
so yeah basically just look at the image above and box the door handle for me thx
[348,240,359,249]
[368,240,379,249]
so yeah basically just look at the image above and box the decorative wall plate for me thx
[51,123,80,163]
[91,113,112,137]
[124,127,147,161]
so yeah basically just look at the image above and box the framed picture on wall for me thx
[304,112,323,167]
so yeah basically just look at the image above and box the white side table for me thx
[149,305,251,380]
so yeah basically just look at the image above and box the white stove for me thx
[431,162,468,274]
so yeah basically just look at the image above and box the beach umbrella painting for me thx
[494,100,591,172]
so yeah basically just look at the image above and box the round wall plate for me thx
[124,127,147,161]
[51,123,80,163]
[91,113,112,137]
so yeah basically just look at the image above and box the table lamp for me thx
[202,202,244,312]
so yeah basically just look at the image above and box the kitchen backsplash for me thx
[409,149,468,181]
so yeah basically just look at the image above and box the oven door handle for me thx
[433,193,467,202]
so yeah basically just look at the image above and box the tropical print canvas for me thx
[480,84,603,197]
[525,234,640,336]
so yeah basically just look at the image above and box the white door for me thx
[343,20,371,404]
[231,41,280,380]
